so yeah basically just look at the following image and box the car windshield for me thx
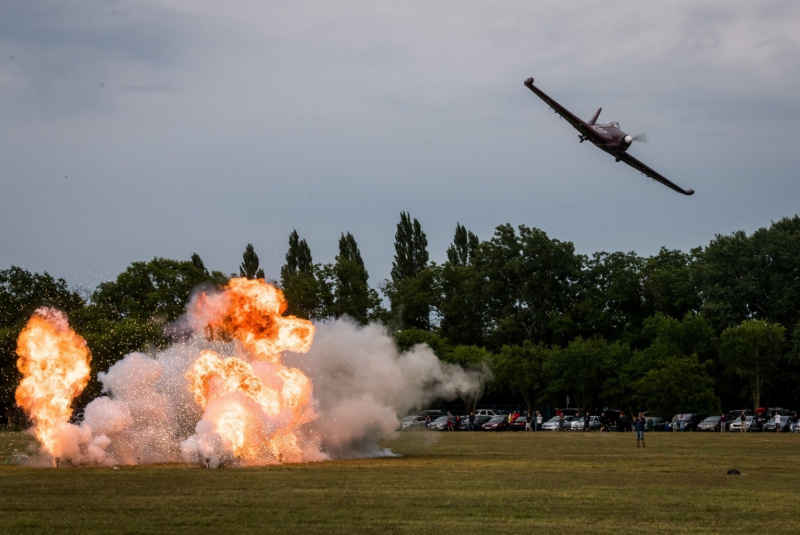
[547,416,560,423]
[488,416,505,422]
[432,416,448,424]
[703,417,720,422]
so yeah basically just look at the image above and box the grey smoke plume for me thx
[289,319,488,458]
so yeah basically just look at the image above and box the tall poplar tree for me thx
[280,230,321,319]
[239,243,265,280]
[330,232,380,324]
[385,212,433,330]
[439,223,484,345]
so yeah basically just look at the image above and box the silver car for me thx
[400,415,427,430]
[571,415,601,431]
[542,415,574,431]
[728,416,753,432]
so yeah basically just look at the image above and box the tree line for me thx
[3,213,800,419]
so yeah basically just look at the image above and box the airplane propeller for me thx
[631,131,649,143]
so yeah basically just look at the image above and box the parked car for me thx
[669,413,703,431]
[428,416,450,431]
[474,409,506,418]
[482,415,510,431]
[541,415,574,431]
[762,414,792,432]
[460,414,492,431]
[571,415,601,431]
[508,416,529,431]
[697,416,722,432]
[728,416,753,432]
[725,409,752,425]
[750,414,767,432]
[400,415,427,430]
[420,410,445,420]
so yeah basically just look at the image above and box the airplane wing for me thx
[618,152,695,196]
[523,78,602,143]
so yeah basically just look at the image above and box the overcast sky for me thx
[2,1,799,293]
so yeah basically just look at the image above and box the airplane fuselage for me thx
[586,122,632,158]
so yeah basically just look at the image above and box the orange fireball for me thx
[200,278,315,363]
[186,350,316,463]
[185,279,317,464]
[15,308,91,460]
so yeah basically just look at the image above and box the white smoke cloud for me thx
[290,319,488,459]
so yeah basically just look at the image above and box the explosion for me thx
[13,277,485,467]
[15,308,91,462]
[198,278,314,363]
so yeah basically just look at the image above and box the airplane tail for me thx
[587,108,602,126]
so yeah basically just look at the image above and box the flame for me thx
[186,278,317,464]
[200,278,315,363]
[15,308,91,460]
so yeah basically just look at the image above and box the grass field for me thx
[1,429,799,534]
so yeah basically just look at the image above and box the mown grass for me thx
[1,429,799,534]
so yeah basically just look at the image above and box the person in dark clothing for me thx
[634,413,646,447]
[583,411,590,432]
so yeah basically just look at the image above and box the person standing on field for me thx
[634,413,645,447]
[720,413,726,432]
[740,411,747,433]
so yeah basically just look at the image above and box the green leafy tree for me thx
[478,224,582,348]
[393,328,450,357]
[544,337,629,412]
[239,243,265,280]
[719,319,786,410]
[0,266,85,327]
[493,341,547,416]
[191,253,208,275]
[635,355,720,417]
[326,233,381,324]
[576,251,648,343]
[384,212,434,330]
[91,257,225,324]
[390,212,429,281]
[446,222,479,267]
[280,230,322,319]
[696,217,800,332]
[439,224,485,346]
[641,247,701,320]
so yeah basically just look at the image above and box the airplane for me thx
[523,77,694,196]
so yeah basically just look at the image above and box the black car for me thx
[460,414,492,431]
[671,413,703,431]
